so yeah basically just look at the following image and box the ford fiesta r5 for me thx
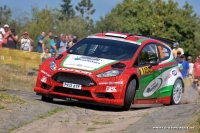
[34,32,184,111]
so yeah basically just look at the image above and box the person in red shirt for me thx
[193,56,200,90]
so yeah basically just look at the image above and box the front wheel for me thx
[171,79,183,105]
[122,79,136,111]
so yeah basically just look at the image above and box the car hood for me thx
[60,54,118,71]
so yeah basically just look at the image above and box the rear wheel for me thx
[122,79,136,111]
[41,96,53,102]
[171,79,183,105]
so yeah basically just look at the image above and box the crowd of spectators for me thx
[0,22,78,61]
[173,42,200,89]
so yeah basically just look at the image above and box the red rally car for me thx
[34,32,184,111]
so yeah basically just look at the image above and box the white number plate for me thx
[63,82,82,89]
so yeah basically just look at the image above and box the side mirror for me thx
[148,60,159,68]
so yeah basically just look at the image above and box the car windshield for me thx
[68,38,139,61]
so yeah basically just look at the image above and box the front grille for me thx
[52,72,96,86]
[53,86,92,98]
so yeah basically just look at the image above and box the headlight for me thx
[50,60,57,71]
[96,70,123,78]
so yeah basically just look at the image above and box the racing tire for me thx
[41,96,53,102]
[170,78,183,105]
[122,79,136,111]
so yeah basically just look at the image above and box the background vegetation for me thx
[0,0,200,57]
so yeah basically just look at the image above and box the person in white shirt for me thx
[19,31,34,52]
[187,56,194,78]
[0,22,5,47]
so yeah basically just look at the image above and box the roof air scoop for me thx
[105,33,127,38]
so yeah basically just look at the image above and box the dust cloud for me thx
[180,78,199,104]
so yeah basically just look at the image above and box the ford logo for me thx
[172,70,177,76]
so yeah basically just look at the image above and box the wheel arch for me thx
[128,74,139,91]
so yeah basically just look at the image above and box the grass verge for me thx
[0,64,37,92]
[0,90,25,109]
[37,107,65,119]
[187,111,200,133]
[92,120,113,125]
[8,107,66,132]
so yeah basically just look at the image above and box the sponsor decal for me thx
[61,55,117,71]
[66,98,78,101]
[172,70,177,76]
[41,76,47,83]
[99,82,108,85]
[164,74,172,81]
[143,78,162,97]
[139,66,153,76]
[106,86,117,92]
[41,70,51,77]
[58,68,92,75]
[74,57,101,64]
[99,81,123,85]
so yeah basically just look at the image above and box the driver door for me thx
[134,43,163,100]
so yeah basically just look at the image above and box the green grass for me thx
[9,107,66,132]
[142,112,150,118]
[0,91,25,110]
[87,127,98,131]
[187,111,200,133]
[92,120,113,125]
[0,104,6,109]
[37,107,65,119]
[8,122,31,133]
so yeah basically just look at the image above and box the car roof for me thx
[88,32,177,47]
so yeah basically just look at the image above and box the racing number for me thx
[158,46,164,59]
[139,66,153,76]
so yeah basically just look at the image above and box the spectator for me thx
[56,34,68,54]
[68,35,78,49]
[59,33,63,41]
[0,22,5,47]
[172,42,184,58]
[50,35,58,53]
[43,30,53,50]
[193,57,200,89]
[19,31,34,52]
[175,51,181,63]
[30,46,33,52]
[40,48,51,62]
[68,34,72,43]
[37,31,45,53]
[178,55,189,78]
[3,25,18,49]
[49,51,56,59]
[187,56,194,79]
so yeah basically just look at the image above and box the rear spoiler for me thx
[136,35,178,46]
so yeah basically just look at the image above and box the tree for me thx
[60,0,75,19]
[0,5,12,25]
[94,0,198,57]
[75,0,95,21]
